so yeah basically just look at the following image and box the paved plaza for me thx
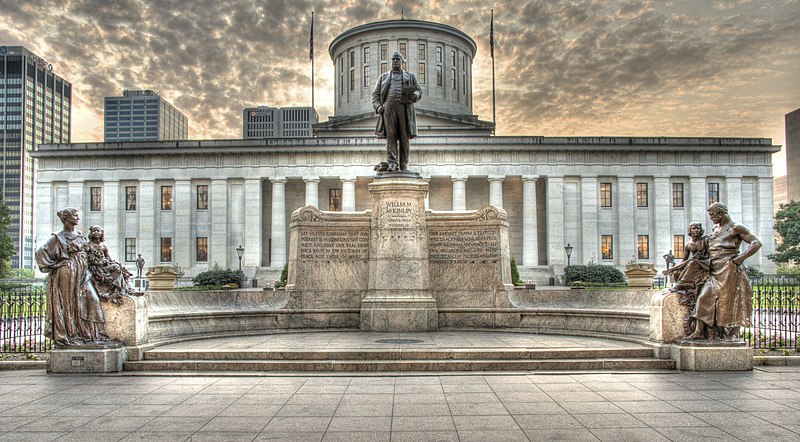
[1,362,799,441]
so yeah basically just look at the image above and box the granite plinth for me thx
[47,344,127,373]
[650,291,689,343]
[102,294,148,345]
[670,340,753,371]
[360,292,438,331]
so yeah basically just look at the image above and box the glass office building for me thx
[104,89,188,142]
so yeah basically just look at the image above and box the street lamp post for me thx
[236,244,245,271]
[564,243,573,267]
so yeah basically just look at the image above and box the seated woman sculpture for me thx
[85,225,133,302]
[664,222,710,304]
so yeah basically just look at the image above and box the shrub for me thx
[747,267,764,280]
[274,263,289,288]
[192,263,244,288]
[564,264,626,285]
[510,257,524,286]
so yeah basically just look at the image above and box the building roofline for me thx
[328,19,478,59]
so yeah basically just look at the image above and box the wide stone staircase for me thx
[123,333,676,373]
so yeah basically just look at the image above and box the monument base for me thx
[670,340,753,371]
[361,292,438,332]
[47,344,127,373]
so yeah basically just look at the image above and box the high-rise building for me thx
[1,46,71,268]
[104,89,188,142]
[242,106,318,139]
[786,107,800,203]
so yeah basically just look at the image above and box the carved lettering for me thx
[298,230,370,260]
[429,229,499,260]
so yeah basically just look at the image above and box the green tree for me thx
[0,199,16,278]
[769,201,800,264]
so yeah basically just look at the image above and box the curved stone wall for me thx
[329,19,477,117]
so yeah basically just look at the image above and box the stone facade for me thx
[33,136,779,283]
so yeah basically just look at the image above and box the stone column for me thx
[138,180,156,267]
[580,176,598,264]
[546,176,565,266]
[689,176,707,226]
[361,178,437,331]
[35,180,53,261]
[210,178,228,267]
[522,176,538,266]
[68,180,84,215]
[270,177,287,268]
[617,176,635,264]
[488,175,504,208]
[451,176,467,211]
[244,179,263,268]
[725,176,743,223]
[757,176,775,272]
[341,177,357,211]
[653,177,671,268]
[102,180,120,262]
[304,177,320,208]
[173,180,192,271]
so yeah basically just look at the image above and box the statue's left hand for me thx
[732,255,745,266]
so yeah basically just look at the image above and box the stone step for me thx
[124,357,675,372]
[143,347,656,361]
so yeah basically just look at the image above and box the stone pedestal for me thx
[102,294,149,345]
[671,341,753,371]
[361,177,438,331]
[47,344,127,373]
[650,291,689,342]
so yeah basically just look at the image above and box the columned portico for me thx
[452,176,467,211]
[270,177,287,268]
[522,176,538,267]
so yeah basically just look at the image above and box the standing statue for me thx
[689,202,761,340]
[86,225,134,302]
[136,254,145,278]
[372,51,422,172]
[662,250,675,270]
[35,208,110,347]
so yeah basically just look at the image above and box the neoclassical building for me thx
[33,20,779,282]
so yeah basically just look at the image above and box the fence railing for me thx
[0,286,51,353]
[748,278,799,350]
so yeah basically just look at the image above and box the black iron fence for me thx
[748,277,800,350]
[0,286,51,353]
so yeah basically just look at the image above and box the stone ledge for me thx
[0,360,47,371]
[754,355,800,366]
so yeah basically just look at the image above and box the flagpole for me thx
[310,11,315,111]
[491,9,496,135]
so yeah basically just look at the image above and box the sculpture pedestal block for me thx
[650,291,689,343]
[47,345,127,373]
[361,291,438,332]
[670,341,753,371]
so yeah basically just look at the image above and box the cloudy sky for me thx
[1,0,798,175]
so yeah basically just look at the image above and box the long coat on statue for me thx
[371,70,422,139]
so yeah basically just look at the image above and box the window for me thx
[399,42,407,60]
[196,185,208,210]
[161,186,172,210]
[329,189,342,211]
[435,46,442,63]
[380,63,387,75]
[450,50,456,66]
[363,65,370,87]
[349,50,355,68]
[380,44,387,60]
[350,69,355,91]
[160,237,172,262]
[451,68,456,90]
[418,63,425,84]
[672,183,684,208]
[637,235,649,259]
[196,237,208,262]
[673,235,685,260]
[363,46,370,63]
[601,235,613,260]
[436,65,443,86]
[600,183,612,207]
[90,187,102,211]
[125,238,136,262]
[636,183,648,207]
[418,43,426,60]
[707,183,720,205]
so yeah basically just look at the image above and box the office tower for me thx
[1,46,71,268]
[242,106,318,139]
[104,89,188,142]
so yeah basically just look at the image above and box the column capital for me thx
[487,175,505,182]
[102,179,120,184]
[303,177,320,184]
[174,179,191,184]
[451,176,468,182]
[580,175,598,181]
[270,177,287,184]
[617,175,634,180]
[340,177,357,184]
[521,175,539,183]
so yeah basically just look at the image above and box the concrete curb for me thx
[0,360,47,371]
[753,355,800,366]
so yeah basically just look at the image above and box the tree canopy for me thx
[0,199,16,278]
[769,201,800,264]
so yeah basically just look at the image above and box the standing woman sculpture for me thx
[35,208,109,347]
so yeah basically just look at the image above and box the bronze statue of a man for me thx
[372,51,422,172]
[689,202,761,340]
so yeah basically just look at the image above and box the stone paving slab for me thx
[1,365,799,440]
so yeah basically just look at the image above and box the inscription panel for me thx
[429,229,499,260]
[298,230,370,260]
